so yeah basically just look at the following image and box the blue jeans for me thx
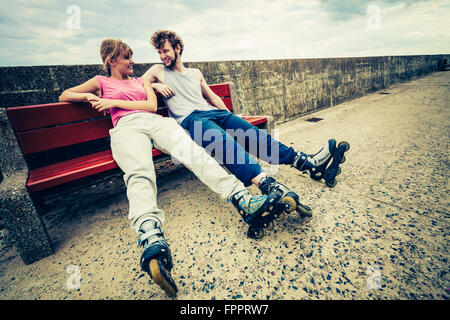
[180,109,297,186]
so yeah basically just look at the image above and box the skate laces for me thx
[232,190,268,216]
[240,194,268,215]
[257,176,277,195]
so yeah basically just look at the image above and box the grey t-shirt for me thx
[163,67,215,124]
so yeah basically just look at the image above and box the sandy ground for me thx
[0,71,448,300]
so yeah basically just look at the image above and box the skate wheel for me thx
[248,228,265,239]
[265,221,274,231]
[325,179,337,188]
[281,197,297,213]
[340,154,346,164]
[149,259,177,297]
[254,229,265,239]
[276,212,286,222]
[336,167,342,176]
[338,141,350,152]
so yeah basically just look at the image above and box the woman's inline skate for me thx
[138,220,178,297]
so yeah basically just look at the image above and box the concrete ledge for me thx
[1,55,449,123]
[0,109,53,264]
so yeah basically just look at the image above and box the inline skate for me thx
[292,139,350,188]
[138,220,178,297]
[231,189,287,239]
[258,176,312,220]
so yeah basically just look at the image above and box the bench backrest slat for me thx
[209,83,231,98]
[16,118,113,154]
[209,83,233,111]
[7,102,101,132]
[7,83,234,156]
[222,97,233,111]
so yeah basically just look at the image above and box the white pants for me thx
[109,112,246,234]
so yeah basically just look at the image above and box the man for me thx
[143,30,349,220]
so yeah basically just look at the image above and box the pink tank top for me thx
[95,75,154,127]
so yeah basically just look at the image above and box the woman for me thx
[59,39,283,297]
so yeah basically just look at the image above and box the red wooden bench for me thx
[7,82,271,194]
[4,81,273,264]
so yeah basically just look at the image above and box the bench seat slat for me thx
[241,115,269,127]
[7,102,99,131]
[27,149,165,193]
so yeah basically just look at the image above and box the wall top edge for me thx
[1,54,448,69]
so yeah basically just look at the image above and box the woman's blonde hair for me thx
[100,39,133,75]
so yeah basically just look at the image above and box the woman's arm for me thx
[60,76,157,113]
[59,77,101,102]
[88,77,157,112]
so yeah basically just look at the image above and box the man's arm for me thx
[142,64,176,98]
[142,64,163,83]
[195,69,230,111]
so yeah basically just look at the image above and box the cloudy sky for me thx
[0,0,449,66]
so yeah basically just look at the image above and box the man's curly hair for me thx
[150,30,184,55]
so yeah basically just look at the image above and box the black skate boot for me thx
[292,139,350,188]
[138,220,178,297]
[231,189,286,239]
[258,176,312,218]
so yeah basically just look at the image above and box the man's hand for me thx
[153,83,176,98]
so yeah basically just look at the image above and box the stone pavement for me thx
[0,71,448,300]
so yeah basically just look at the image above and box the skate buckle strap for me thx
[258,176,276,195]
[138,228,163,247]
[292,152,308,171]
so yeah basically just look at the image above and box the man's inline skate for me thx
[138,220,178,297]
[258,176,312,222]
[231,189,287,239]
[292,139,350,188]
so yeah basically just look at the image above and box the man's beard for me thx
[167,52,178,69]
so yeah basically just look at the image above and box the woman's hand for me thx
[88,96,116,113]
[153,83,176,98]
[84,93,99,102]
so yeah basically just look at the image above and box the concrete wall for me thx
[1,54,448,123]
